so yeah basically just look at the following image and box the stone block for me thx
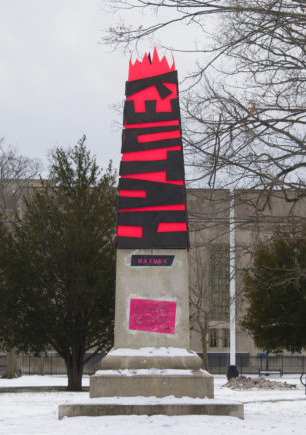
[100,348,203,370]
[90,371,214,399]
[58,400,244,420]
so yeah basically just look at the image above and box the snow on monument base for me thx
[90,347,213,399]
[98,347,204,370]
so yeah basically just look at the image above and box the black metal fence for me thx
[0,353,106,376]
[207,353,306,375]
[0,355,6,376]
[1,352,306,376]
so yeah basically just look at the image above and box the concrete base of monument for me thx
[90,369,213,398]
[58,396,244,420]
[90,347,213,399]
[58,355,245,420]
[100,347,203,370]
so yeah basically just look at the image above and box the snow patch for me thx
[0,375,305,434]
[94,368,209,376]
[224,376,297,390]
[64,395,240,406]
[0,375,89,388]
[107,347,197,357]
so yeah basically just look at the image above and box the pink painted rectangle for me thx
[129,298,176,334]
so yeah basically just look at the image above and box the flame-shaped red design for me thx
[128,47,175,81]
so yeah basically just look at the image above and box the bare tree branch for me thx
[0,139,42,220]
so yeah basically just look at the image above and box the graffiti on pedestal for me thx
[129,298,176,334]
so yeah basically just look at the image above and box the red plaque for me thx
[129,298,176,334]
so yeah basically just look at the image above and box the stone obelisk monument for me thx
[90,49,212,398]
[59,51,244,419]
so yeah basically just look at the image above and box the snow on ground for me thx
[0,375,88,388]
[0,374,305,434]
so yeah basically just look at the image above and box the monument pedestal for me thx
[90,250,214,400]
[90,346,213,398]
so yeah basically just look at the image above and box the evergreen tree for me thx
[0,136,117,390]
[0,220,15,351]
[242,226,306,353]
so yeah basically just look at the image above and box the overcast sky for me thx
[0,0,130,175]
[0,1,204,177]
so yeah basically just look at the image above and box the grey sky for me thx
[0,1,202,175]
[0,0,128,174]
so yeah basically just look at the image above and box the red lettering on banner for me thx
[124,120,179,129]
[127,83,177,113]
[119,204,185,212]
[138,129,180,143]
[117,226,143,238]
[157,223,187,232]
[119,190,147,198]
[121,171,184,185]
[122,146,181,162]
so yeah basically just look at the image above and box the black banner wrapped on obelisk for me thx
[117,48,188,249]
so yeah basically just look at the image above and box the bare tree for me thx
[0,139,41,220]
[183,0,306,200]
[105,1,306,208]
[188,189,235,369]
[189,240,212,370]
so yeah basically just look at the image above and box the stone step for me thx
[58,400,244,420]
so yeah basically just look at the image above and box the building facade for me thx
[1,181,306,361]
[187,188,306,358]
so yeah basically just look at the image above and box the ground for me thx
[0,374,305,434]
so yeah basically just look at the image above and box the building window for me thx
[209,329,218,348]
[221,328,230,348]
[209,246,230,320]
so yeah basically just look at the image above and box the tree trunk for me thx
[6,348,18,379]
[65,353,84,391]
[201,327,209,371]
